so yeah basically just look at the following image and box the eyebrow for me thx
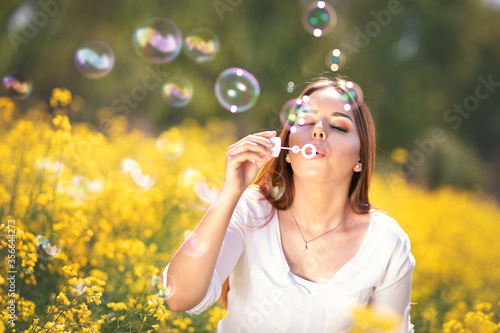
[310,109,353,122]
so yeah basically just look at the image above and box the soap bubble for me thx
[161,77,193,107]
[2,71,33,100]
[286,81,295,93]
[325,49,346,72]
[56,169,105,203]
[302,1,337,37]
[74,41,114,79]
[118,155,157,191]
[132,18,182,64]
[266,171,285,201]
[36,233,62,260]
[280,97,314,132]
[156,127,184,160]
[180,230,209,257]
[214,68,260,113]
[152,275,175,300]
[178,167,219,211]
[7,2,35,33]
[341,81,364,111]
[36,157,64,180]
[184,28,219,62]
[70,278,88,296]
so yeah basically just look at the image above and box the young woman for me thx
[164,76,415,332]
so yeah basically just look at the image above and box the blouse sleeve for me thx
[163,192,248,315]
[368,229,416,333]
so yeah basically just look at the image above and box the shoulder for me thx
[232,186,274,227]
[369,210,412,253]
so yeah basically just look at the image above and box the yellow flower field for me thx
[1,89,499,332]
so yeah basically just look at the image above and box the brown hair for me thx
[218,74,377,308]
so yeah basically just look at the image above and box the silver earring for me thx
[354,163,362,171]
[285,155,291,163]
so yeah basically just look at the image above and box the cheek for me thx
[332,134,360,158]
[288,131,307,147]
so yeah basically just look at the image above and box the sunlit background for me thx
[1,0,500,332]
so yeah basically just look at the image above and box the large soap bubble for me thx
[214,68,260,113]
[74,41,115,79]
[161,76,193,107]
[184,28,219,62]
[132,18,182,64]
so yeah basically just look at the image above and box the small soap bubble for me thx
[56,169,104,204]
[325,49,346,72]
[214,68,260,113]
[184,28,219,62]
[132,18,182,64]
[302,1,337,37]
[280,99,299,130]
[287,81,295,93]
[2,71,33,100]
[36,158,64,180]
[152,275,175,300]
[180,230,209,257]
[156,127,184,160]
[36,233,62,260]
[279,97,313,131]
[178,167,219,211]
[71,278,88,296]
[74,41,114,79]
[341,81,364,110]
[266,171,285,201]
[118,155,157,191]
[161,77,193,107]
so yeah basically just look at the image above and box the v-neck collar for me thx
[272,209,374,294]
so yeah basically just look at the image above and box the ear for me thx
[353,160,362,172]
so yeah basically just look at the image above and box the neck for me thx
[290,176,352,232]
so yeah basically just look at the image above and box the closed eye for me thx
[331,125,347,133]
[330,124,347,133]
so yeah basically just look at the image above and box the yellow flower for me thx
[106,302,128,311]
[56,292,70,306]
[50,88,72,108]
[62,265,78,277]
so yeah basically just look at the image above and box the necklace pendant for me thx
[302,243,307,251]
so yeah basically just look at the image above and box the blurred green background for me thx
[1,0,499,197]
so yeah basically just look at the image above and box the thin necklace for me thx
[290,202,351,251]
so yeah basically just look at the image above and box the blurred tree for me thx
[0,0,499,195]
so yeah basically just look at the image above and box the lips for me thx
[304,144,326,158]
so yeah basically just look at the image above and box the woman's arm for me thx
[165,131,276,312]
[368,233,416,332]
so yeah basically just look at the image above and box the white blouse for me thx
[164,188,416,332]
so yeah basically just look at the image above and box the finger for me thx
[228,141,272,157]
[246,134,276,149]
[229,131,277,152]
[226,151,270,166]
[253,130,277,138]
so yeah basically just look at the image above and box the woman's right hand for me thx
[222,130,277,196]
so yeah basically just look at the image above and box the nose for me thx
[311,121,326,140]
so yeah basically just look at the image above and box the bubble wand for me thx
[269,137,317,159]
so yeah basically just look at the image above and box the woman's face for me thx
[287,87,361,183]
